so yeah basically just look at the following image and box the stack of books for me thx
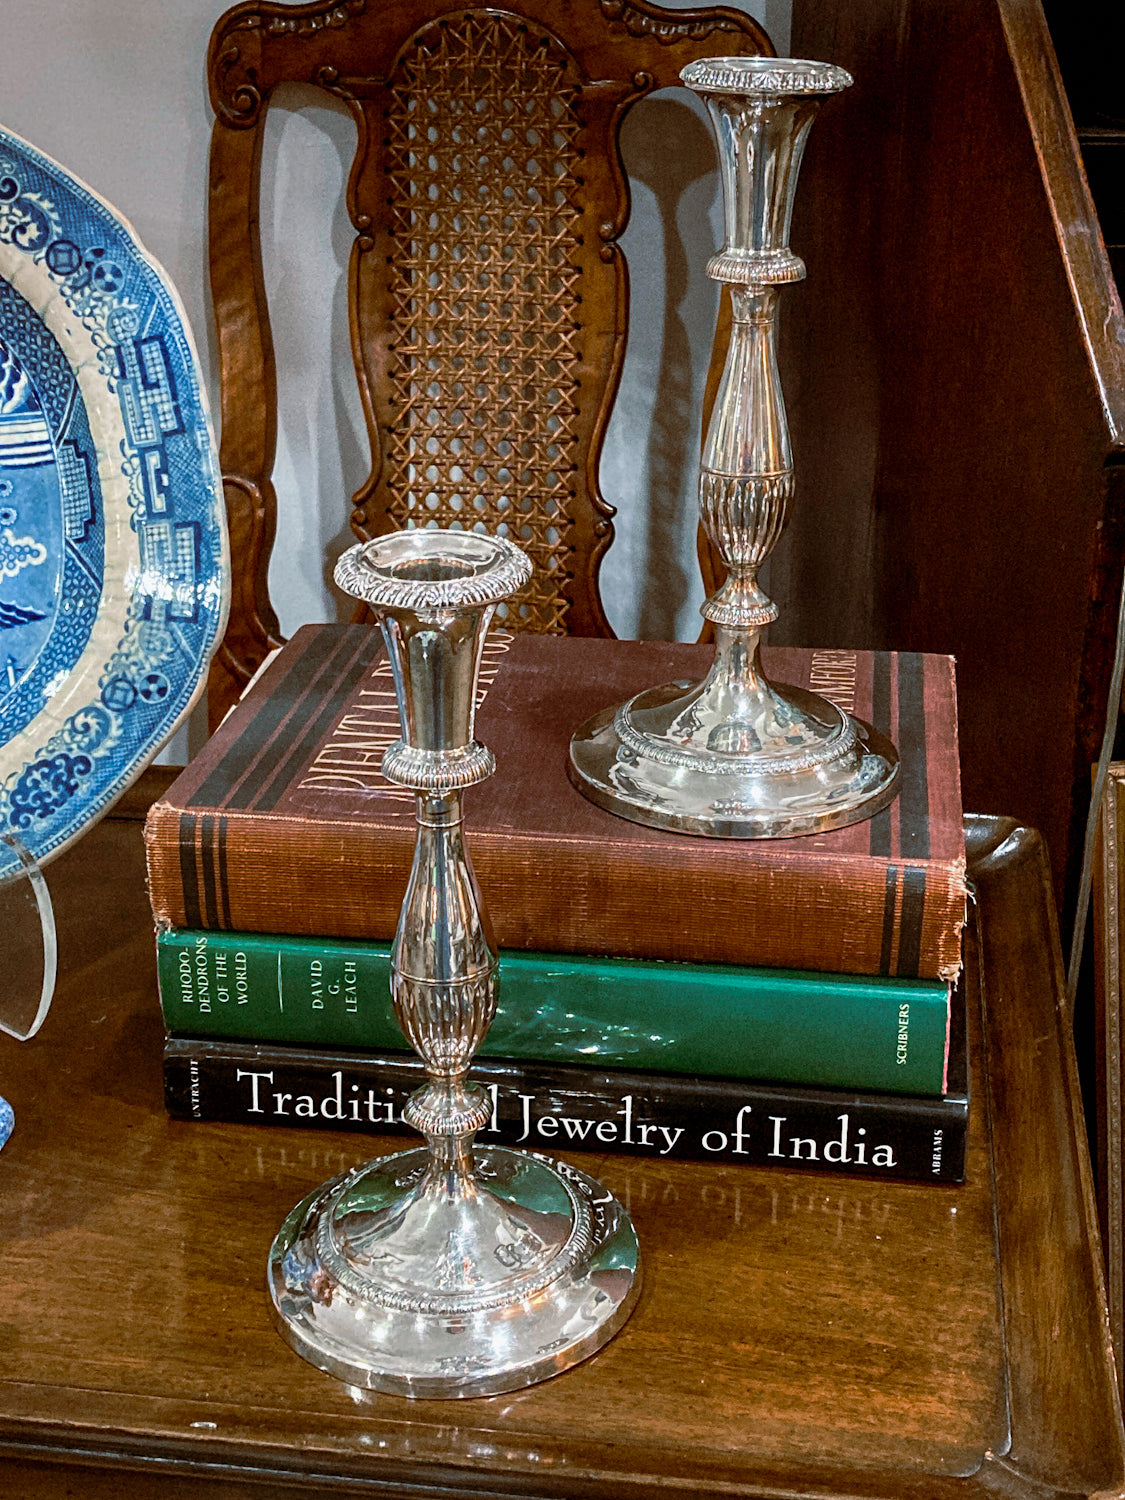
[145,626,969,1184]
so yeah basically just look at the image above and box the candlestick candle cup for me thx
[569,57,899,838]
[267,528,641,1398]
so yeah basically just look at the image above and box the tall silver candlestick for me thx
[268,528,640,1399]
[569,57,899,838]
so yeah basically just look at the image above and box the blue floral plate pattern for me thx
[0,128,228,880]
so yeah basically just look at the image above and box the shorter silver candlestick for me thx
[268,528,640,1398]
[569,57,898,838]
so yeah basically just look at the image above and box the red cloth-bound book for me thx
[145,626,966,980]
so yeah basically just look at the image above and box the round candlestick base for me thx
[568,676,899,839]
[268,1144,641,1399]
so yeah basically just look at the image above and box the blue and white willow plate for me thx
[0,127,228,881]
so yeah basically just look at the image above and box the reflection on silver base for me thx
[269,1144,641,1399]
[569,677,899,839]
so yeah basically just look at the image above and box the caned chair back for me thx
[205,0,770,724]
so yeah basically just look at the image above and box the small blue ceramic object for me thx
[0,126,228,878]
[0,1095,13,1150]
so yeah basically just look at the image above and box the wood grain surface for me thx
[0,777,1118,1496]
[1094,766,1125,1391]
[780,0,1125,930]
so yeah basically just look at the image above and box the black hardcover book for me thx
[163,984,968,1184]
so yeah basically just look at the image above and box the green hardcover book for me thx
[156,929,951,1096]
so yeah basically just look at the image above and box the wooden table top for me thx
[0,785,1120,1498]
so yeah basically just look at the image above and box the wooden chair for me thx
[205,0,770,726]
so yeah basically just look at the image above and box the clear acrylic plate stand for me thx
[0,832,57,1148]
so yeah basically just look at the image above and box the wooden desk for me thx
[777,0,1125,930]
[0,792,1120,1498]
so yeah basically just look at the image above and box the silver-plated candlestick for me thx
[268,528,641,1399]
[569,57,899,839]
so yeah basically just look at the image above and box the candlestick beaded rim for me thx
[334,528,533,613]
[680,56,853,94]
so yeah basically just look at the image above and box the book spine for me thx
[163,1038,968,1184]
[144,802,966,981]
[156,929,952,1095]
